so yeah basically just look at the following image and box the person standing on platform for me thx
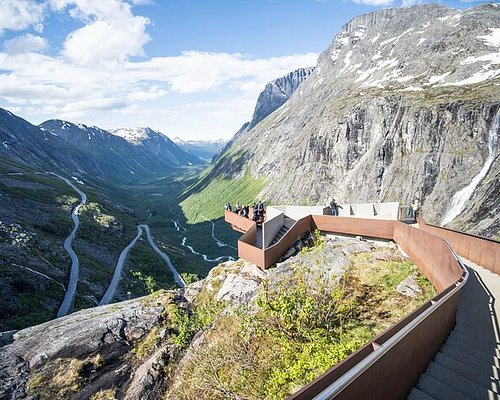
[329,198,343,216]
[411,199,421,220]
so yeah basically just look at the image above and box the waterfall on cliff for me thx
[441,110,499,226]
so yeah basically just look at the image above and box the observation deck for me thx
[225,204,500,399]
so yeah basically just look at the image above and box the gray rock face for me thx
[214,262,267,308]
[123,348,169,400]
[203,4,500,237]
[212,68,314,164]
[397,274,422,297]
[0,297,163,399]
[248,67,315,130]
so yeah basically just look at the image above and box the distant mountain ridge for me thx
[0,110,102,178]
[173,137,227,161]
[33,119,202,180]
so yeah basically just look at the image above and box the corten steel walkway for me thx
[409,258,500,400]
[225,210,500,399]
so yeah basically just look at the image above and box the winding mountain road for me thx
[52,173,87,318]
[140,224,185,288]
[98,225,143,305]
[99,224,185,305]
[50,173,185,309]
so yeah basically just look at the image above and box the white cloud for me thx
[125,51,319,94]
[126,84,166,101]
[0,0,45,34]
[48,0,133,21]
[62,17,150,64]
[3,33,48,54]
[59,96,128,119]
[0,49,318,124]
[45,0,152,64]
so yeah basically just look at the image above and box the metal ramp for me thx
[409,260,500,400]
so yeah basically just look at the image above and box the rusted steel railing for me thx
[224,211,469,399]
[418,217,500,275]
[313,215,395,241]
[288,222,467,400]
[238,224,266,267]
[224,209,255,233]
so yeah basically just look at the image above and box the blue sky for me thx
[0,0,495,140]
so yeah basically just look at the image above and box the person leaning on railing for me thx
[329,198,343,216]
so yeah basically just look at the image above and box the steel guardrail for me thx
[310,239,468,400]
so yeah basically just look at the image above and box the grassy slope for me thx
[180,171,267,223]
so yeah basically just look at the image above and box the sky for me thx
[0,0,496,140]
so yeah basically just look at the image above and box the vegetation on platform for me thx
[165,241,436,399]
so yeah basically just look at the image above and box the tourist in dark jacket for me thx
[329,198,343,216]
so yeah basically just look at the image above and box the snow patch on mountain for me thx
[109,127,160,146]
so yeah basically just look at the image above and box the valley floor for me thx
[0,160,240,331]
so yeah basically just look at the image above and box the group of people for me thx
[226,197,422,221]
[224,201,266,223]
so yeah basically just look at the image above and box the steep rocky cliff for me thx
[247,67,315,131]
[202,4,500,237]
[213,67,314,163]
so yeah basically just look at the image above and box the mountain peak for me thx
[317,3,499,91]
[247,67,315,130]
[109,127,163,146]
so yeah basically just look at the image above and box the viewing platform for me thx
[225,202,401,269]
[224,203,500,399]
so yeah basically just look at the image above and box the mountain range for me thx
[173,137,227,161]
[0,113,202,185]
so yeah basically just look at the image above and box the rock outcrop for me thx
[0,234,424,400]
[197,4,500,237]
[0,292,174,400]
